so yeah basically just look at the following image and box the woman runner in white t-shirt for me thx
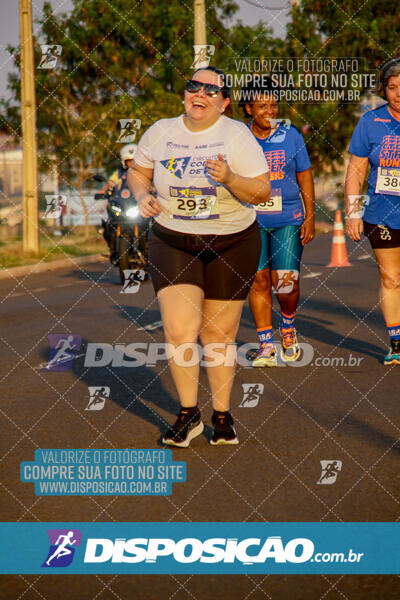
[128,67,270,447]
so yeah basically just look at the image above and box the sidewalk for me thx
[0,253,107,281]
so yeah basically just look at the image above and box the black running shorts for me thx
[364,221,400,249]
[148,220,262,300]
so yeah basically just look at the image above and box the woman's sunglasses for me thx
[185,79,223,97]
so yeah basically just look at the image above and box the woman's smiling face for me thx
[184,69,230,123]
[386,74,400,113]
[246,93,279,130]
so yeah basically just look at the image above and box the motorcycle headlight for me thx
[126,206,139,218]
[111,205,121,215]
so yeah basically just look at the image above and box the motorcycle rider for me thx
[101,143,137,195]
[101,144,137,260]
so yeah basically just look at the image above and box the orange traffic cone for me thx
[327,210,351,267]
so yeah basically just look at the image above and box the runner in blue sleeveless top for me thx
[241,77,315,366]
[346,58,400,365]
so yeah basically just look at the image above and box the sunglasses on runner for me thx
[185,79,223,97]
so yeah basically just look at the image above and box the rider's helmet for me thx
[120,144,137,166]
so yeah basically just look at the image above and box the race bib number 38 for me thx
[375,167,400,196]
[169,186,219,220]
[256,188,283,214]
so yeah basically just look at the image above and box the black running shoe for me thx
[162,407,204,448]
[210,411,239,445]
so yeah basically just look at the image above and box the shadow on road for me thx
[71,339,213,446]
[72,347,177,443]
[112,303,161,330]
[295,314,384,360]
[241,303,384,360]
[65,267,119,284]
[343,415,400,457]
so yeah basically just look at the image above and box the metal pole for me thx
[20,0,39,254]
[194,0,207,46]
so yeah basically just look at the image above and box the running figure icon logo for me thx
[191,45,215,68]
[86,386,110,411]
[43,334,82,371]
[347,195,370,220]
[160,157,191,179]
[38,45,62,69]
[42,529,82,568]
[317,460,343,485]
[239,384,264,408]
[44,195,67,219]
[117,119,141,143]
[121,269,146,294]
[274,270,299,294]
[268,119,292,143]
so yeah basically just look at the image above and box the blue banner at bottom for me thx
[1,522,399,574]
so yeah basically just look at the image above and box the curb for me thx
[0,253,108,281]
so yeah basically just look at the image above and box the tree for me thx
[282,0,399,174]
[1,0,275,239]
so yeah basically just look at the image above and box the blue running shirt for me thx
[248,123,311,227]
[349,104,400,228]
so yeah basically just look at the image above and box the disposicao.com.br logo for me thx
[1,522,393,575]
[83,536,363,566]
[42,529,82,567]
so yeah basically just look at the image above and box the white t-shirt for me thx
[134,114,269,234]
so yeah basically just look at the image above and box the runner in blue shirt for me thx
[346,58,400,365]
[240,77,315,366]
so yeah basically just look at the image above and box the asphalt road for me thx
[0,232,399,599]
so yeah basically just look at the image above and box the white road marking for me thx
[35,352,86,370]
[56,281,88,287]
[137,320,163,332]
[303,272,322,279]
[357,254,371,260]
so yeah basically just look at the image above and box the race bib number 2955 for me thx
[256,188,283,214]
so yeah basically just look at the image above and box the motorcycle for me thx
[94,174,149,284]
